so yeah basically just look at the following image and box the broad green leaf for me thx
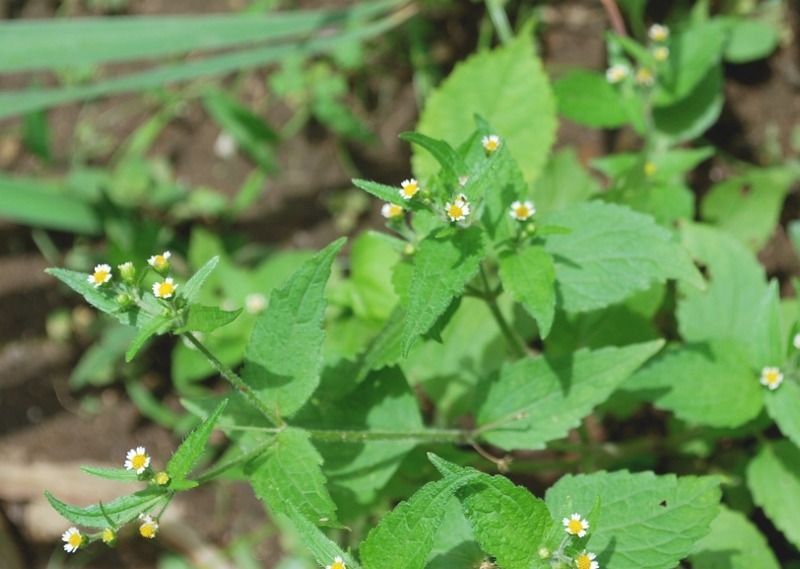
[545,471,721,569]
[0,175,101,234]
[353,308,404,383]
[176,305,243,334]
[399,132,467,184]
[532,148,599,217]
[653,65,724,144]
[765,379,800,449]
[250,427,340,527]
[553,69,628,127]
[280,502,360,569]
[543,201,703,313]
[701,167,794,251]
[359,457,480,569]
[747,441,800,550]
[181,256,220,305]
[402,227,485,355]
[724,19,779,63]
[498,246,556,337]
[79,466,140,483]
[625,340,762,428]
[434,460,558,569]
[476,340,663,450]
[690,506,780,569]
[45,488,169,529]
[166,399,227,480]
[125,313,174,362]
[677,223,771,362]
[413,33,556,184]
[242,238,345,418]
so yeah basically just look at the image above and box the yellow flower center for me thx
[485,139,499,152]
[644,162,657,176]
[68,532,83,548]
[515,205,530,218]
[654,47,669,61]
[764,370,780,384]
[154,471,170,486]
[102,528,115,543]
[131,454,148,470]
[387,205,403,217]
[567,519,584,534]
[576,554,592,569]
[92,270,110,285]
[402,184,418,198]
[330,563,345,569]
[140,523,157,539]
[156,281,175,298]
[448,204,465,219]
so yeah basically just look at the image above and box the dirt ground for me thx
[1,1,799,568]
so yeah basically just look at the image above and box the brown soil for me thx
[1,1,799,568]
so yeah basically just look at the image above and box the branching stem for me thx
[478,263,527,359]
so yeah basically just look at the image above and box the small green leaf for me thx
[765,379,800,449]
[747,441,800,550]
[242,238,345,418]
[498,245,556,337]
[360,456,479,569]
[724,19,779,63]
[543,201,703,313]
[353,179,425,211]
[653,65,724,144]
[181,256,220,304]
[79,466,141,483]
[46,488,169,529]
[399,131,467,183]
[545,471,721,569]
[690,506,780,569]
[250,427,340,527]
[47,268,133,324]
[176,305,242,334]
[125,313,174,362]
[280,502,360,569]
[553,69,628,127]
[476,340,663,450]
[166,399,227,480]
[402,227,485,355]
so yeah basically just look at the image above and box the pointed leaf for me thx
[181,256,219,304]
[476,340,663,450]
[765,379,800,449]
[545,471,721,569]
[747,440,800,550]
[46,488,169,529]
[280,502,360,569]
[46,268,135,324]
[166,399,227,480]
[250,427,340,527]
[402,227,485,355]
[125,313,174,362]
[352,179,426,211]
[498,245,556,337]
[79,466,140,483]
[175,305,243,334]
[399,131,467,183]
[360,458,480,569]
[242,238,345,417]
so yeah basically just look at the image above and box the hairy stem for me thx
[224,424,469,444]
[479,264,527,359]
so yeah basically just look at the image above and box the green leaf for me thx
[531,148,599,217]
[498,245,556,337]
[46,488,169,529]
[79,466,141,483]
[46,268,139,326]
[175,305,243,334]
[242,238,345,418]
[690,506,780,569]
[359,455,480,569]
[399,131,467,184]
[280,502,360,569]
[352,179,425,211]
[413,33,556,184]
[181,256,220,305]
[250,427,340,527]
[0,175,101,234]
[553,69,628,127]
[476,340,663,450]
[402,227,485,355]
[125,313,174,362]
[625,340,763,428]
[425,498,484,569]
[724,19,779,63]
[765,379,800,449]
[167,399,227,480]
[543,201,703,313]
[545,471,721,569]
[747,441,800,550]
[701,167,794,251]
[653,64,724,144]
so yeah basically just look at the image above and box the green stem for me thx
[194,436,280,484]
[182,332,283,427]
[223,425,469,444]
[485,0,513,44]
[479,264,527,359]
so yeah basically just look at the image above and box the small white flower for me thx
[62,527,84,553]
[575,550,599,569]
[648,23,669,42]
[87,264,112,287]
[482,134,500,153]
[381,203,404,219]
[563,513,589,537]
[635,67,655,87]
[138,514,159,539]
[326,555,346,569]
[509,200,535,221]
[152,277,178,299]
[399,179,420,200]
[213,132,237,159]
[793,333,800,350]
[147,251,171,268]
[605,63,629,84]
[760,366,784,391]
[458,175,469,186]
[245,293,267,314]
[653,46,669,62]
[124,446,151,474]
[445,200,470,222]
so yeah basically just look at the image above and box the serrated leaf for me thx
[413,33,556,184]
[432,458,557,569]
[79,466,141,483]
[545,471,721,569]
[425,498,484,569]
[543,201,703,313]
[690,506,780,569]
[180,255,219,304]
[166,399,227,480]
[625,340,763,428]
[125,312,174,362]
[46,267,136,325]
[476,340,663,450]
[175,305,242,334]
[360,459,480,569]
[399,131,467,184]
[280,502,360,569]
[353,178,425,211]
[747,441,800,550]
[250,427,340,527]
[765,379,800,449]
[46,488,169,529]
[498,245,556,337]
[402,227,485,355]
[242,238,345,418]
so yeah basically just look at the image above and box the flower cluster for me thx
[533,512,600,569]
[605,23,669,89]
[85,250,179,302]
